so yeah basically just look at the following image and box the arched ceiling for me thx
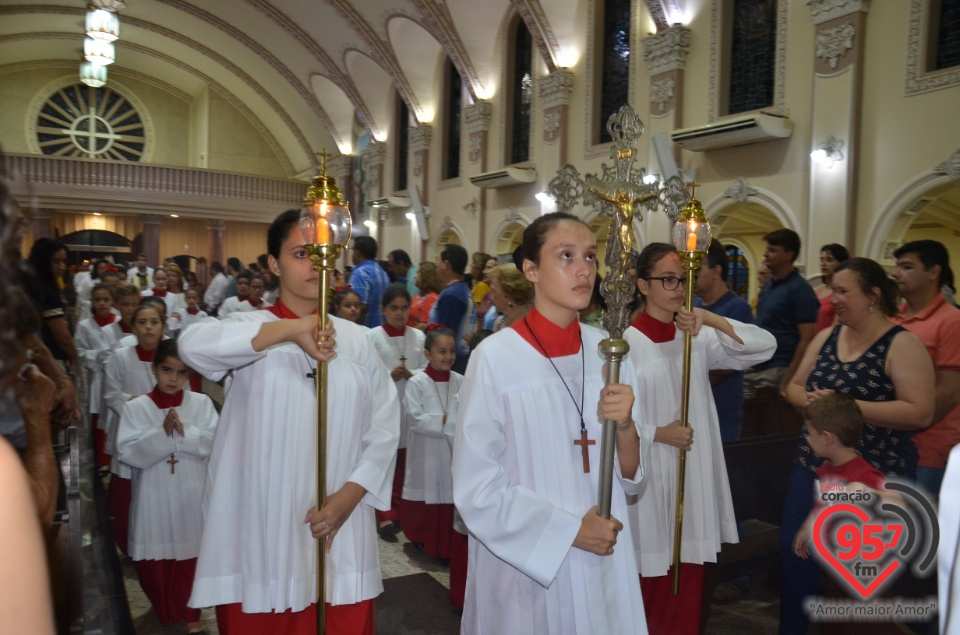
[0,1,592,179]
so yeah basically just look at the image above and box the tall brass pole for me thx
[306,245,340,634]
[672,249,704,594]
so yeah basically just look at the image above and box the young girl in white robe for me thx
[401,326,461,558]
[75,284,122,467]
[452,212,651,635]
[141,269,183,334]
[116,339,217,634]
[624,243,776,634]
[102,302,166,555]
[179,209,399,635]
[367,286,426,537]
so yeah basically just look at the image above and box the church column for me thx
[807,0,870,262]
[464,101,492,252]
[206,220,225,265]
[642,25,691,241]
[537,69,574,168]
[30,209,55,241]
[141,215,162,268]
[363,141,386,237]
[410,124,432,257]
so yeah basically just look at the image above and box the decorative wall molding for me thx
[807,0,871,25]
[905,0,960,96]
[4,153,305,221]
[468,134,484,164]
[816,22,856,69]
[537,69,574,109]
[543,110,562,143]
[934,149,960,181]
[709,0,789,122]
[641,25,692,76]
[410,124,433,153]
[504,207,528,225]
[513,0,563,73]
[464,101,493,134]
[363,141,387,167]
[724,178,760,203]
[650,77,676,113]
[408,0,484,101]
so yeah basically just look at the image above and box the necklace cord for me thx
[522,317,586,433]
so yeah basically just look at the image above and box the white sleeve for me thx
[102,351,132,418]
[116,399,175,469]
[704,319,777,371]
[346,333,401,510]
[175,396,218,459]
[74,322,100,373]
[178,315,265,382]
[452,349,581,588]
[403,375,446,439]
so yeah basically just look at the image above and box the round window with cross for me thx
[35,83,146,161]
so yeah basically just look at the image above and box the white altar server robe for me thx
[624,318,775,575]
[103,345,158,479]
[452,325,651,635]
[179,312,400,612]
[402,370,463,504]
[75,317,122,416]
[116,392,218,561]
[940,444,960,635]
[368,326,427,449]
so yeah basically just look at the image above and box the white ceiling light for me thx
[86,7,120,41]
[92,0,127,10]
[84,37,115,66]
[79,61,107,87]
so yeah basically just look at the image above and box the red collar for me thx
[424,366,451,382]
[118,321,133,334]
[237,294,250,303]
[186,307,200,315]
[93,313,116,328]
[135,345,156,362]
[266,297,316,319]
[511,306,582,358]
[631,311,676,344]
[151,289,168,298]
[147,387,184,409]
[382,323,406,337]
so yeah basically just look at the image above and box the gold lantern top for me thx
[672,183,711,253]
[300,150,352,248]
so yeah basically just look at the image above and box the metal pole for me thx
[672,251,704,594]
[309,244,341,635]
[597,339,629,518]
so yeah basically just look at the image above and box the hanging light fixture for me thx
[86,6,120,42]
[84,37,115,66]
[79,61,108,87]
[91,0,126,10]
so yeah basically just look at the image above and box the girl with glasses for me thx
[625,242,776,635]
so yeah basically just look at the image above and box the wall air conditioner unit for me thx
[671,113,793,152]
[469,167,537,189]
[367,195,411,209]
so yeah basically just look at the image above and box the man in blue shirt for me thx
[349,235,391,328]
[694,241,757,441]
[429,244,473,374]
[744,229,819,398]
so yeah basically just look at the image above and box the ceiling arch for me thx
[344,50,395,142]
[386,16,444,124]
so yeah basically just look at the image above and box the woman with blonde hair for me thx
[486,264,533,331]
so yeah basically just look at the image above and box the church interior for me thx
[2,0,959,633]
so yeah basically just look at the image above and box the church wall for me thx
[223,220,273,266]
[206,93,287,179]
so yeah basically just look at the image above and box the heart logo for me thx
[812,503,901,599]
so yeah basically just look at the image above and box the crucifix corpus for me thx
[548,104,688,519]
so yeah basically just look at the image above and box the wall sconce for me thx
[811,136,844,167]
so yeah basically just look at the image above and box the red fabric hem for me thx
[401,501,454,559]
[640,563,705,635]
[216,599,375,635]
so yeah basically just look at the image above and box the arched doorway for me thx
[709,202,783,303]
[60,229,132,266]
[432,228,463,261]
[492,222,525,260]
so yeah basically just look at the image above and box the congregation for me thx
[4,177,960,634]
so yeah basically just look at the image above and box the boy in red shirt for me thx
[793,394,887,559]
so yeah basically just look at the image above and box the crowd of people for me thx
[3,187,960,634]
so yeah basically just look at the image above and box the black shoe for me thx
[377,521,401,537]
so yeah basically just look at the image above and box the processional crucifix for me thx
[547,102,690,573]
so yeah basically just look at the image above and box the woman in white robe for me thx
[453,212,651,635]
[624,242,775,634]
[179,209,399,634]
